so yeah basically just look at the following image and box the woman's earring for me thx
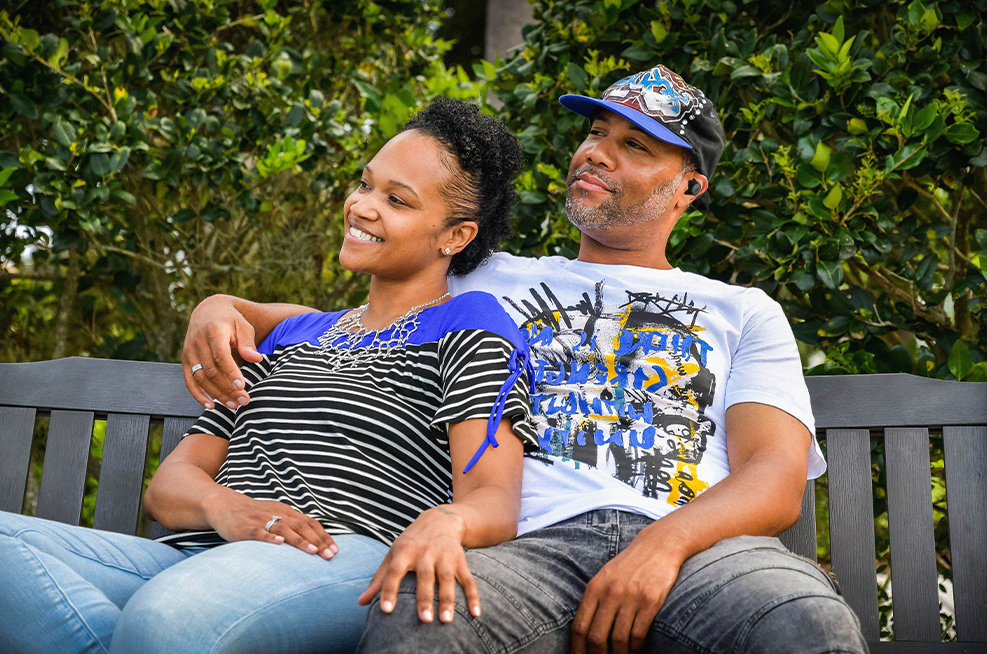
[444,247,452,255]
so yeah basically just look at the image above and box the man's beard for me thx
[565,165,685,231]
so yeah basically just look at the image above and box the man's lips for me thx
[571,171,613,194]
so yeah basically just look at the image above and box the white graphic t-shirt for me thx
[452,253,826,535]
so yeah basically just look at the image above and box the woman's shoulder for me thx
[429,291,525,346]
[259,310,348,354]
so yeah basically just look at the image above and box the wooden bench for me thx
[1,357,985,652]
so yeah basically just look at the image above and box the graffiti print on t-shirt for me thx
[505,280,716,507]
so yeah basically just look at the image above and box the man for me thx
[182,64,867,654]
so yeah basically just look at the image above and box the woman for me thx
[0,98,534,654]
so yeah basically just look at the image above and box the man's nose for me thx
[583,140,615,170]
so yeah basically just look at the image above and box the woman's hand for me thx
[203,490,339,560]
[357,506,479,622]
[357,417,525,623]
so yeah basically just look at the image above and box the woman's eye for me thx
[389,195,406,206]
[358,180,371,190]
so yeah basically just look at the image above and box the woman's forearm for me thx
[442,485,520,548]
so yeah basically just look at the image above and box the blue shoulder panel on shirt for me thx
[256,292,524,355]
[411,291,526,348]
[257,310,347,355]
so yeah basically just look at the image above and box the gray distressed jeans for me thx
[356,510,868,654]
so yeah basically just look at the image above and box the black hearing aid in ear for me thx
[686,180,702,196]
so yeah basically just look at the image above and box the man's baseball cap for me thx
[559,64,725,209]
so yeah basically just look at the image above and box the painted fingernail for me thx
[381,600,394,613]
[421,609,432,622]
[322,548,334,559]
[440,610,452,622]
[205,402,215,410]
[307,544,318,553]
[471,605,481,617]
[237,395,248,406]
[225,400,237,410]
[329,544,338,554]
[233,379,244,389]
[273,536,284,544]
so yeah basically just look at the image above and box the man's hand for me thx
[570,533,684,654]
[182,295,262,409]
[357,505,481,624]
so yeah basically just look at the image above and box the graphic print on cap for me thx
[601,65,711,139]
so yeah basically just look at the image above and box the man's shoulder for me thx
[454,252,569,289]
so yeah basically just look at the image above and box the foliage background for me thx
[2,0,984,642]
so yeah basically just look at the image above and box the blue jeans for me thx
[357,510,868,653]
[0,511,389,654]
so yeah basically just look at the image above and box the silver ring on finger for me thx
[190,363,204,375]
[264,515,282,532]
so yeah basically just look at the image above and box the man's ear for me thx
[679,174,709,207]
[442,221,478,256]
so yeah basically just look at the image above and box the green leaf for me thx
[0,167,16,186]
[965,362,987,383]
[621,44,654,62]
[948,340,972,380]
[816,260,844,289]
[791,269,815,291]
[650,21,668,45]
[810,141,831,172]
[945,122,979,144]
[796,163,823,188]
[817,314,852,337]
[914,253,939,289]
[567,63,588,91]
[823,184,842,209]
[90,153,111,177]
[188,108,207,129]
[52,120,75,147]
[171,208,197,224]
[0,189,19,206]
[913,104,937,131]
[109,150,129,173]
[10,93,37,119]
[833,15,845,42]
[111,189,136,205]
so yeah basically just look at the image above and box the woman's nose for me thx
[346,194,378,220]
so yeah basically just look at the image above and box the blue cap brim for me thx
[559,94,693,151]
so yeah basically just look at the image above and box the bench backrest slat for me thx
[884,427,941,642]
[0,406,35,514]
[162,416,195,463]
[827,427,880,640]
[943,425,987,643]
[36,409,95,525]
[778,480,817,561]
[93,413,151,534]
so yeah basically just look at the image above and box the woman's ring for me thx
[190,363,204,375]
[264,516,282,532]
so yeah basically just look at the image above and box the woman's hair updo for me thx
[402,98,524,276]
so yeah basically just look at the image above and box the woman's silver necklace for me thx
[317,292,450,371]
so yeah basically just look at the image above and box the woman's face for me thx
[339,130,469,282]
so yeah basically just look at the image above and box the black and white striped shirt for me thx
[158,291,536,548]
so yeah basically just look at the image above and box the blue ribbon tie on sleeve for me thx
[462,347,534,474]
